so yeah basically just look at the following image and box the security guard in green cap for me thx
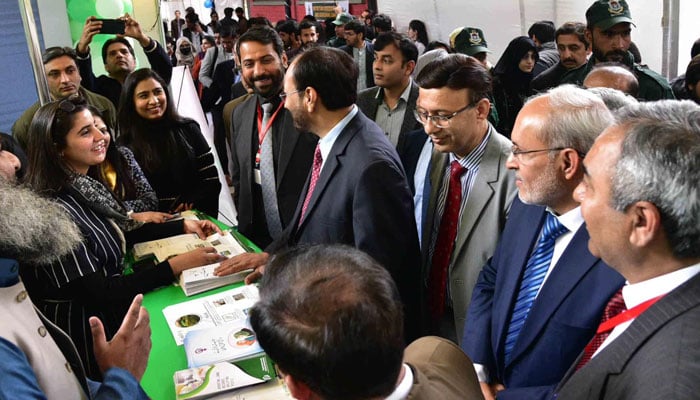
[559,0,674,100]
[451,27,499,126]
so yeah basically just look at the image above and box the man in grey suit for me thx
[555,100,700,399]
[230,26,317,248]
[357,32,421,149]
[415,54,517,342]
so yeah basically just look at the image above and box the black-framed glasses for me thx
[414,102,477,129]
[279,89,303,100]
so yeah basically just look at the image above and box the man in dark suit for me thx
[217,46,421,339]
[250,245,483,400]
[229,26,317,248]
[462,85,624,400]
[339,20,375,91]
[555,100,700,400]
[357,32,421,149]
[416,54,517,343]
[170,10,185,39]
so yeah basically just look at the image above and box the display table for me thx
[140,224,264,399]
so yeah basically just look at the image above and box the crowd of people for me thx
[2,0,700,399]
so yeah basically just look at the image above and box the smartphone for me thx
[97,19,125,35]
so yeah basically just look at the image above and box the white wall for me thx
[379,0,691,78]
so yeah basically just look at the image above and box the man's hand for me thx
[183,220,222,239]
[215,252,269,283]
[480,382,505,400]
[90,294,151,380]
[122,13,150,47]
[77,16,101,54]
[168,247,226,275]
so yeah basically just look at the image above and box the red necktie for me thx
[576,288,626,370]
[428,161,466,319]
[299,145,322,226]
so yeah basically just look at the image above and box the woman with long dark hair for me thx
[23,96,225,379]
[492,36,538,138]
[408,19,429,55]
[118,68,221,216]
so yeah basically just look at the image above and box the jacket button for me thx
[38,326,47,337]
[65,362,72,373]
[16,291,27,302]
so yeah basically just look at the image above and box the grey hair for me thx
[612,100,700,258]
[586,86,638,111]
[532,84,613,155]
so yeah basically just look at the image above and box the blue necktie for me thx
[504,213,568,361]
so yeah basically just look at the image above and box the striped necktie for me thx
[504,212,568,361]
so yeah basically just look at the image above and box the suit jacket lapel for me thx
[506,225,599,365]
[421,151,448,266]
[493,203,545,362]
[273,110,301,189]
[295,114,357,232]
[240,98,258,193]
[397,82,421,150]
[450,134,503,269]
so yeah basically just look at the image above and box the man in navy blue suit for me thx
[461,84,624,400]
[216,46,421,340]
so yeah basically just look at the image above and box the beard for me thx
[592,46,628,63]
[0,178,82,265]
[289,106,311,133]
[245,68,285,99]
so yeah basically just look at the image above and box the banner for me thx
[304,1,349,19]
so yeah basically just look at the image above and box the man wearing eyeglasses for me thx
[415,54,516,344]
[462,84,624,400]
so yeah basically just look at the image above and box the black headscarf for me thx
[493,36,539,89]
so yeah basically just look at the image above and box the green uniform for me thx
[559,51,675,101]
[12,87,116,150]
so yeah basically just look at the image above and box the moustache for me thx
[253,74,273,82]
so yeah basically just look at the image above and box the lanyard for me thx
[256,100,285,145]
[597,294,664,334]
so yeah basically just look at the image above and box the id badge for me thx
[254,168,262,185]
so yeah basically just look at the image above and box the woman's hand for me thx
[172,202,194,213]
[215,252,269,284]
[183,219,222,239]
[168,247,226,275]
[130,211,173,224]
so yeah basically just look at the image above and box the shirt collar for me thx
[449,124,492,170]
[546,205,584,234]
[0,258,20,287]
[318,105,358,164]
[384,364,413,400]
[622,262,700,309]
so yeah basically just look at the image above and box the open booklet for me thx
[163,285,260,345]
[133,231,247,263]
[133,230,252,296]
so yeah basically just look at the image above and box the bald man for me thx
[583,63,639,98]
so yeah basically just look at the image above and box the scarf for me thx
[67,172,143,232]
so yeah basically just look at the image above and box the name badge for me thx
[254,168,261,185]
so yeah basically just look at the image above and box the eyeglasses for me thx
[414,102,477,129]
[279,89,303,100]
[510,146,567,160]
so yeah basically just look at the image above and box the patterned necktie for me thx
[259,102,283,237]
[575,288,626,370]
[428,161,466,320]
[299,144,322,226]
[504,213,568,361]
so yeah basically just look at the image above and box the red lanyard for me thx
[597,294,664,334]
[256,100,285,144]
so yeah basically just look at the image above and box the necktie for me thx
[504,213,568,361]
[575,289,626,370]
[260,102,283,237]
[428,161,466,320]
[299,145,322,225]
